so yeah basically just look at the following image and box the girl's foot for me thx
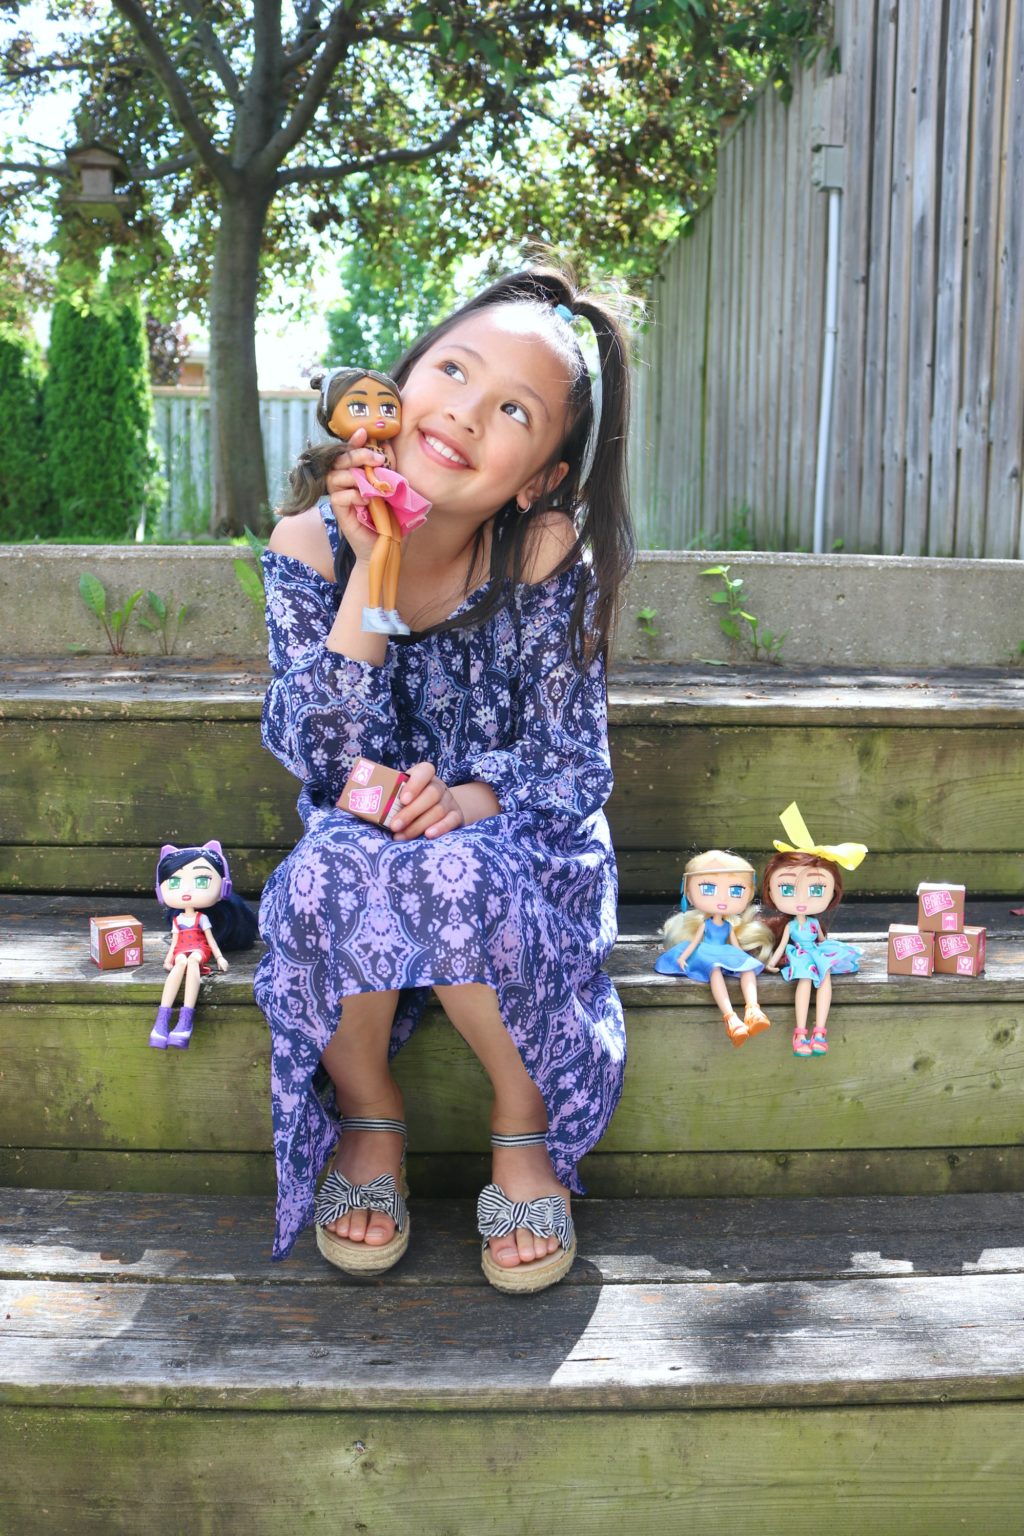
[743,1002,772,1038]
[486,1127,572,1271]
[792,1027,813,1057]
[322,1088,406,1248]
[723,1011,750,1047]
[810,1028,829,1055]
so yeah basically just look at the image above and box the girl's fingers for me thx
[394,806,462,842]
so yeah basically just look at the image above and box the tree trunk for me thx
[208,183,274,537]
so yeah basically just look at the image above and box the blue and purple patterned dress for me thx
[254,505,626,1259]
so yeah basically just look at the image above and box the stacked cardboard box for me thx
[887,883,986,978]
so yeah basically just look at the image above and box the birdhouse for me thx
[63,141,131,214]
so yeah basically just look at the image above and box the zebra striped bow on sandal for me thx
[314,1116,410,1275]
[478,1131,577,1295]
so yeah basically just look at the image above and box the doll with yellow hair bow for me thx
[762,803,868,1058]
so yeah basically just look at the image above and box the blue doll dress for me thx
[254,503,625,1260]
[780,916,860,987]
[654,916,765,981]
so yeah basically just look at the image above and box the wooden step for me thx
[3,896,1023,1203]
[2,659,1023,897]
[1,1187,1023,1533]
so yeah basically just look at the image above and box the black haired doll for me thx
[149,841,258,1050]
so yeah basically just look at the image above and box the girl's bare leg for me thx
[319,990,403,1245]
[434,981,569,1270]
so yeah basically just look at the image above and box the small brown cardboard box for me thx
[90,915,144,970]
[338,757,410,829]
[916,882,967,933]
[934,926,987,976]
[887,924,934,976]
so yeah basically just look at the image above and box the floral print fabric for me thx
[254,505,625,1259]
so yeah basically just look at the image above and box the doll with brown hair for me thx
[654,850,774,1046]
[762,803,868,1058]
[307,366,430,637]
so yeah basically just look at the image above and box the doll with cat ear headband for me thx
[309,365,430,638]
[762,803,868,1059]
[148,841,258,1052]
[654,849,774,1047]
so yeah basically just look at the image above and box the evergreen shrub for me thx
[44,290,164,539]
[0,325,49,540]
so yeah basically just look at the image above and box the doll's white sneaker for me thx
[362,605,393,634]
[384,608,411,635]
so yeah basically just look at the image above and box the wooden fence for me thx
[151,389,321,537]
[631,0,1024,557]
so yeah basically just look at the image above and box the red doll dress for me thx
[171,912,214,972]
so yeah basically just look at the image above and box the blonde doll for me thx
[655,850,774,1046]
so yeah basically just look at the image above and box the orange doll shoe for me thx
[723,1011,750,1047]
[314,1117,410,1275]
[743,1003,772,1038]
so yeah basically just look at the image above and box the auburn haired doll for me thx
[762,803,868,1058]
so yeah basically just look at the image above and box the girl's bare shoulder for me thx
[522,511,578,584]
[268,506,335,581]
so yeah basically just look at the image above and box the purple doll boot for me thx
[167,1006,195,1049]
[149,1006,173,1050]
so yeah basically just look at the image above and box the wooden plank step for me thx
[2,1190,1023,1532]
[3,660,1023,897]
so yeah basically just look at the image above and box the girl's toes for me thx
[365,1213,396,1247]
[515,1228,539,1264]
[346,1208,370,1243]
[489,1235,521,1269]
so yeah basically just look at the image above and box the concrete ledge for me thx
[1,545,1022,668]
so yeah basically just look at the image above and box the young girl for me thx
[654,850,773,1046]
[255,268,636,1293]
[762,803,868,1057]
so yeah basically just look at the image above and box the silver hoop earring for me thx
[518,501,533,515]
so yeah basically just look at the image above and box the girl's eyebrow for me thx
[444,342,550,421]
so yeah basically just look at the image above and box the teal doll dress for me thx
[779,916,860,987]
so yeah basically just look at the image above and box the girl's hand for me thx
[323,427,389,562]
[390,762,465,842]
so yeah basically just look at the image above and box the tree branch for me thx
[192,17,243,104]
[0,158,70,181]
[254,3,360,173]
[109,0,230,182]
[128,150,199,180]
[276,110,484,188]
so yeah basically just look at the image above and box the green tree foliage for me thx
[43,288,164,539]
[325,247,456,372]
[0,324,48,539]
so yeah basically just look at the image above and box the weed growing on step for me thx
[233,527,266,610]
[74,572,144,655]
[701,563,787,663]
[137,590,188,654]
[636,606,658,639]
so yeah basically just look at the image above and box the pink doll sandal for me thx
[810,1028,829,1055]
[792,1027,814,1058]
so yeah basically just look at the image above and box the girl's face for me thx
[686,872,753,918]
[767,863,835,917]
[160,858,223,912]
[328,377,401,442]
[393,309,572,522]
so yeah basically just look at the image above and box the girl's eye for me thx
[809,883,826,898]
[698,882,716,896]
[779,882,796,898]
[441,361,466,382]
[728,885,745,899]
[501,401,529,425]
[347,401,368,417]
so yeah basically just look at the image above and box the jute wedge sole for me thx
[481,1233,577,1295]
[316,1216,410,1274]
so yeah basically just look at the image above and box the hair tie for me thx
[553,303,575,325]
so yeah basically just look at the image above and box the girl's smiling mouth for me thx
[419,430,471,469]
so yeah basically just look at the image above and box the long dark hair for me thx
[281,266,638,666]
[155,846,259,951]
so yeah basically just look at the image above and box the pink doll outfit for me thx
[351,466,430,533]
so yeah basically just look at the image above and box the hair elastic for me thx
[553,303,575,324]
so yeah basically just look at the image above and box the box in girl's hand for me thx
[338,757,410,829]
[90,915,144,970]
[934,926,987,976]
[887,925,934,976]
[916,882,967,933]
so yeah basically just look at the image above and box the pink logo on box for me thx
[911,955,929,975]
[893,933,925,960]
[956,956,974,974]
[941,913,958,930]
[124,947,141,966]
[351,760,373,786]
[105,926,136,955]
[921,889,954,916]
[939,933,970,958]
[349,785,383,815]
